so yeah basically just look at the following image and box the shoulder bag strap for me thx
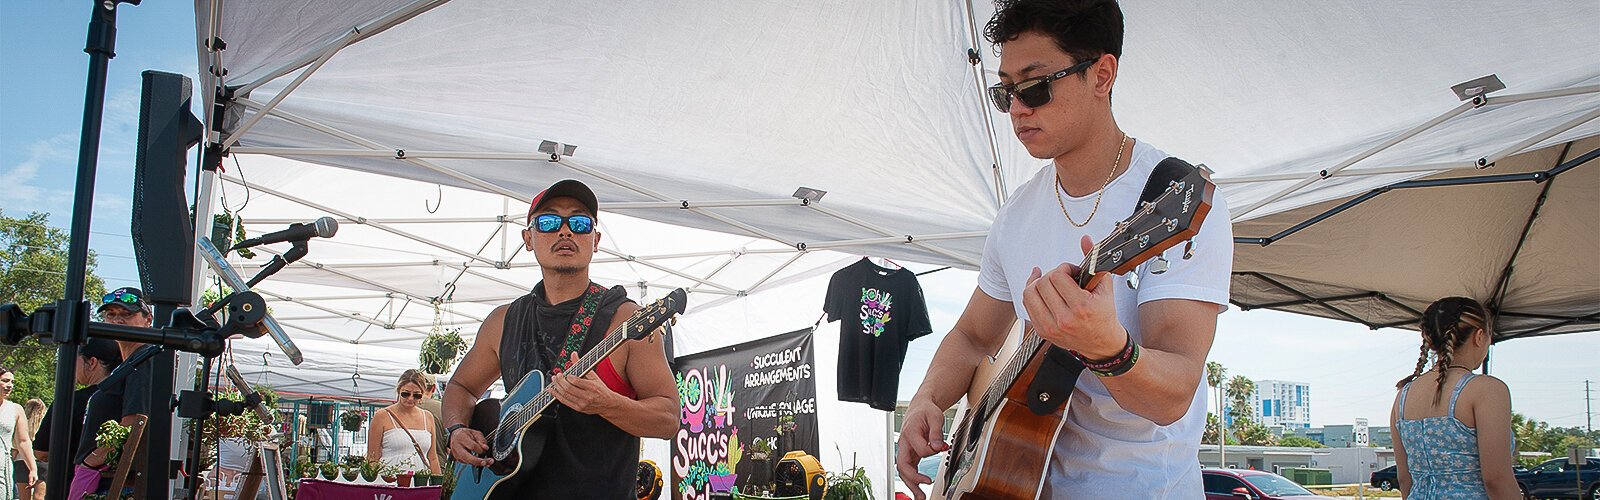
[383,409,431,469]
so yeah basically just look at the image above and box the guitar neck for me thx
[974,249,1101,411]
[520,318,636,419]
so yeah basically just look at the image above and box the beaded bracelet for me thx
[1089,342,1140,378]
[1071,330,1140,377]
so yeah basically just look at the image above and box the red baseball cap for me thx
[527,179,599,221]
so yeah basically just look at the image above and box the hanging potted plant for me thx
[211,209,257,260]
[419,326,468,374]
[339,408,366,432]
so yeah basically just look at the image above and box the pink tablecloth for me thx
[296,478,442,500]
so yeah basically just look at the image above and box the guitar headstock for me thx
[1089,159,1214,278]
[627,288,688,340]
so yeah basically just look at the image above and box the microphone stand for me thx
[246,239,308,288]
[45,1,142,497]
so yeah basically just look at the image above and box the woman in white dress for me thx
[0,368,38,500]
[366,370,441,474]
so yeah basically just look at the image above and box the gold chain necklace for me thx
[1055,134,1128,227]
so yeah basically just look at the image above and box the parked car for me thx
[1516,457,1600,499]
[1202,469,1336,499]
[1370,464,1399,491]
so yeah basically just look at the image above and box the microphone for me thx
[224,364,275,423]
[197,236,304,365]
[232,217,338,251]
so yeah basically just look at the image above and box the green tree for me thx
[1232,417,1277,446]
[1225,374,1257,424]
[0,210,109,405]
[1278,435,1327,448]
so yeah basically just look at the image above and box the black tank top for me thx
[500,282,638,498]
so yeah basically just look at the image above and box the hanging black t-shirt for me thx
[823,258,933,411]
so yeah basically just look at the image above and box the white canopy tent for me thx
[187,0,1600,494]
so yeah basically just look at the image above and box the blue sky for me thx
[2,2,1595,431]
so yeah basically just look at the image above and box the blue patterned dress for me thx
[1396,373,1490,499]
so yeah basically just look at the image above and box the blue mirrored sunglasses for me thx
[103,291,142,305]
[532,213,595,234]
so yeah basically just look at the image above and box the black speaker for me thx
[132,70,203,307]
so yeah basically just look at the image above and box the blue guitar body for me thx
[450,371,549,500]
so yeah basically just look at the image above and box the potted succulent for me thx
[419,326,468,374]
[380,463,402,484]
[341,455,364,481]
[340,408,367,432]
[823,449,873,500]
[360,459,382,482]
[319,462,339,480]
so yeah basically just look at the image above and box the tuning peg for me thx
[1183,240,1196,260]
[1150,255,1170,275]
[1126,272,1140,290]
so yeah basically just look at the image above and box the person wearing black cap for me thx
[66,287,161,499]
[444,179,680,498]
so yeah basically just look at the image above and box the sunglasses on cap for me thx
[988,58,1098,113]
[398,391,423,400]
[103,291,143,306]
[532,213,595,234]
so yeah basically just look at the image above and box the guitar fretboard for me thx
[489,316,642,442]
[964,182,1185,421]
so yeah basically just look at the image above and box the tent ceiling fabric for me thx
[1232,135,1600,341]
[192,0,1600,401]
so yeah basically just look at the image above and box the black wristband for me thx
[446,423,468,436]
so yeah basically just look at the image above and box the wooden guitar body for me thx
[933,322,1071,499]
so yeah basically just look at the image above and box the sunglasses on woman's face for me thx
[531,213,595,234]
[398,391,423,400]
[987,58,1098,113]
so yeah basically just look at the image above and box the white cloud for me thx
[0,133,77,213]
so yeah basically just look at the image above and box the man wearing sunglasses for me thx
[69,287,163,498]
[444,179,679,498]
[896,1,1233,498]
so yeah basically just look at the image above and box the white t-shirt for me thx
[977,140,1233,498]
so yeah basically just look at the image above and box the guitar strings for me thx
[482,314,651,444]
[954,179,1200,442]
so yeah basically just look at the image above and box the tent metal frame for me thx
[1228,84,1600,220]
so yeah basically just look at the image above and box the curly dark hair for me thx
[985,0,1124,65]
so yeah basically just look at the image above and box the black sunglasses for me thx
[531,213,595,234]
[988,58,1098,113]
[398,391,423,400]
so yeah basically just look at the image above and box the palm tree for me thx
[1225,375,1257,424]
[1206,361,1228,466]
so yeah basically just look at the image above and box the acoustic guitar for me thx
[932,158,1215,498]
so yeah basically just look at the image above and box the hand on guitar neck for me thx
[1021,235,1128,362]
[547,352,623,415]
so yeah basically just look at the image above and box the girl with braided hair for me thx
[1389,297,1520,499]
